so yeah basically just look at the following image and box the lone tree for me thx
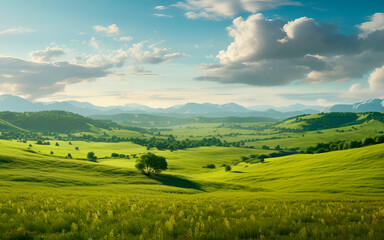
[87,152,97,161]
[135,152,167,176]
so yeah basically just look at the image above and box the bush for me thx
[225,165,232,171]
[203,164,216,169]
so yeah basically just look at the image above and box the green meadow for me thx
[0,112,384,239]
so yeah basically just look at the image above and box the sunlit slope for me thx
[0,139,383,196]
[204,143,384,196]
[245,119,384,149]
[275,112,384,131]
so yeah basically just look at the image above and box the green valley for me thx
[0,111,383,239]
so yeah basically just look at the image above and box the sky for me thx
[0,0,383,108]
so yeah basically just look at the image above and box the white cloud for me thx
[358,13,384,38]
[155,6,167,10]
[76,41,186,67]
[89,37,99,50]
[29,47,65,63]
[173,0,301,20]
[0,27,35,35]
[154,13,173,18]
[197,13,384,87]
[344,65,384,99]
[117,36,133,42]
[127,41,186,64]
[93,24,120,35]
[0,56,109,99]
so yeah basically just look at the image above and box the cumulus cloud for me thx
[0,56,110,99]
[29,47,65,63]
[173,0,301,20]
[0,27,35,35]
[358,13,384,38]
[197,13,384,87]
[127,41,186,64]
[93,24,120,35]
[344,65,384,99]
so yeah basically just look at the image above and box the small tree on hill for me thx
[135,152,167,176]
[67,153,72,158]
[225,165,232,171]
[87,152,97,161]
[55,142,59,146]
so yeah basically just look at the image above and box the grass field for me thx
[0,136,384,239]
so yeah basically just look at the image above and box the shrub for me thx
[203,164,216,169]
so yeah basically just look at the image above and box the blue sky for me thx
[0,0,383,107]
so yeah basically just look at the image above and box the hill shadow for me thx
[150,174,204,191]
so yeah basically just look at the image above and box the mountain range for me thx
[0,94,383,118]
[323,99,384,113]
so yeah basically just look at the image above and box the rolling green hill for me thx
[275,112,384,131]
[91,113,277,127]
[0,111,121,133]
[0,138,383,239]
[0,111,152,137]
[0,139,383,195]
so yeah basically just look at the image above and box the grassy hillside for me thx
[275,112,384,131]
[1,139,383,194]
[0,111,122,133]
[0,139,383,239]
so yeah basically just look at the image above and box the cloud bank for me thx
[197,13,384,87]
[0,56,110,99]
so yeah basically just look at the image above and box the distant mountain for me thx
[0,94,44,112]
[0,94,321,118]
[248,103,325,112]
[324,99,384,113]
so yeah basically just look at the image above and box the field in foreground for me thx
[0,139,383,239]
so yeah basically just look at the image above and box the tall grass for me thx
[0,191,383,239]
